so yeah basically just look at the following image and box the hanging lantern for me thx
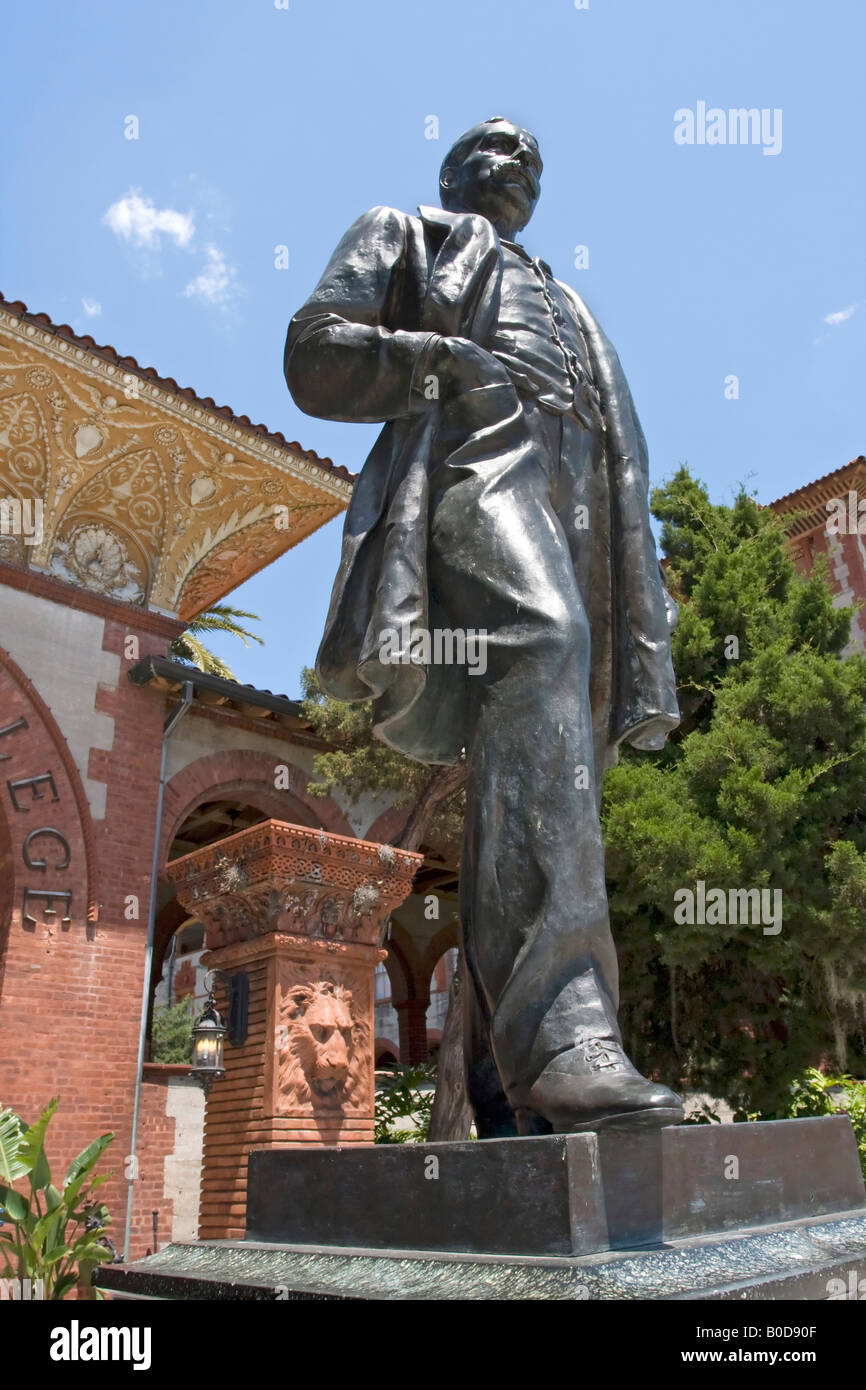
[190,978,226,1096]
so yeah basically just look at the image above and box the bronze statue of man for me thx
[285,117,683,1136]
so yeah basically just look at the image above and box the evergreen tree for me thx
[605,468,866,1114]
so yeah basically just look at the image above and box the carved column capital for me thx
[171,819,422,950]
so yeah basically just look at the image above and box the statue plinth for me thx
[98,1117,866,1300]
[171,820,421,1240]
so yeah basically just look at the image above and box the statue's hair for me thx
[439,117,526,185]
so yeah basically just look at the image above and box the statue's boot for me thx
[515,1035,683,1135]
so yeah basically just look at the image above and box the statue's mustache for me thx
[491,161,537,195]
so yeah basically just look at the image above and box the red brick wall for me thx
[0,578,181,1259]
[131,1069,183,1256]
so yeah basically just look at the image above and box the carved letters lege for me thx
[1,716,73,927]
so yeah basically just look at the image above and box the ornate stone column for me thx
[170,820,422,1241]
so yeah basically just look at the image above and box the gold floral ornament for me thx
[0,301,353,618]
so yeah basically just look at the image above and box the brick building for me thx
[0,294,459,1259]
[769,457,866,652]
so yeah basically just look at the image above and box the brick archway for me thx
[0,797,13,986]
[364,806,409,845]
[385,921,426,1009]
[422,919,460,983]
[374,1035,400,1065]
[145,897,192,1056]
[0,642,97,935]
[158,749,354,872]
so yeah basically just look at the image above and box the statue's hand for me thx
[430,336,512,396]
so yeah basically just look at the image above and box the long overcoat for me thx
[285,204,679,771]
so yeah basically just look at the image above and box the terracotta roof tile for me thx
[769,457,866,509]
[0,291,354,485]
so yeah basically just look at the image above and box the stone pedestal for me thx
[246,1116,866,1257]
[98,1117,866,1300]
[170,819,421,1240]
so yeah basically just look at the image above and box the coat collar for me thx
[500,237,554,279]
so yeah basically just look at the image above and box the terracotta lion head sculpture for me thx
[277,979,369,1112]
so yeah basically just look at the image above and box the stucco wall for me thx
[1,587,118,818]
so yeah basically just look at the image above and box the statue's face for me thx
[441,121,542,238]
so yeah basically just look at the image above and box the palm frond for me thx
[170,633,237,680]
[180,604,264,646]
[169,603,264,678]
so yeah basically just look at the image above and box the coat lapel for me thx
[417,205,502,343]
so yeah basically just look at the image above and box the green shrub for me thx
[771,1068,866,1179]
[151,995,195,1064]
[374,1063,437,1143]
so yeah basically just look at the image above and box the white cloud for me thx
[824,303,859,326]
[81,298,102,317]
[103,190,194,249]
[183,244,238,307]
[102,187,239,310]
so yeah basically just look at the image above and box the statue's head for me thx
[439,117,542,239]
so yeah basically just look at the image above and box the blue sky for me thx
[2,0,863,694]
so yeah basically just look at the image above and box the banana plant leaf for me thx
[64,1132,114,1192]
[19,1099,59,1192]
[0,1108,28,1184]
[1,1102,116,1298]
[0,1184,29,1223]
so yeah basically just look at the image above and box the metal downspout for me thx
[122,679,194,1260]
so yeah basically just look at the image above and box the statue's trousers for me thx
[427,386,623,1125]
